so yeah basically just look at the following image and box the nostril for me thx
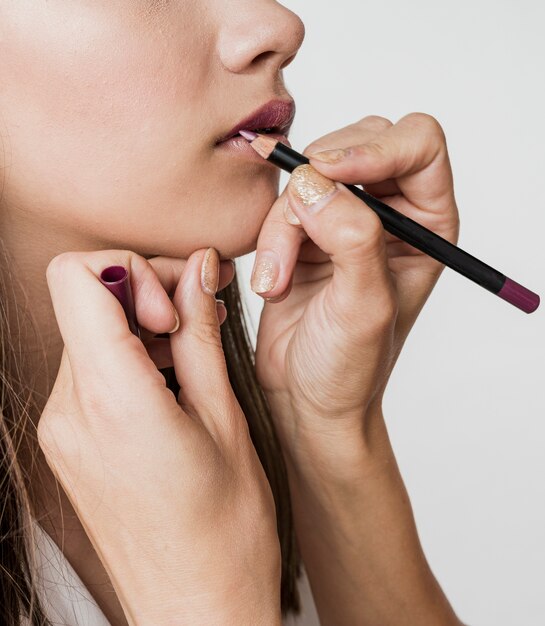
[252,50,276,66]
[280,53,296,70]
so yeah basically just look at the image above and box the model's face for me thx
[0,1,304,259]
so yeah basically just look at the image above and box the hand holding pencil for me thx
[249,112,536,449]
[243,113,539,315]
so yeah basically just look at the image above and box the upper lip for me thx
[215,99,296,144]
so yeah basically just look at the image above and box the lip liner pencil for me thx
[240,130,540,315]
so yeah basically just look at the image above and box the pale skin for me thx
[0,2,463,626]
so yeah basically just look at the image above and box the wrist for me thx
[98,541,282,626]
[268,399,462,626]
[266,390,391,485]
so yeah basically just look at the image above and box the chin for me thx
[215,228,262,261]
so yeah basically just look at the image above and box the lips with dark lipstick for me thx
[215,99,295,145]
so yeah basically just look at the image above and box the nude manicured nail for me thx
[288,164,337,211]
[283,198,301,225]
[251,253,278,294]
[168,308,180,334]
[309,148,349,163]
[201,247,219,295]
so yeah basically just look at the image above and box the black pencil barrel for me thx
[269,142,506,295]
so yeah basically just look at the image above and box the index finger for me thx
[308,112,456,217]
[46,251,176,393]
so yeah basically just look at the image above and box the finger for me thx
[286,165,398,331]
[46,251,183,382]
[301,115,399,195]
[252,120,395,305]
[307,113,457,226]
[148,256,236,299]
[145,299,227,370]
[303,114,393,155]
[301,115,402,199]
[137,256,234,345]
[169,248,242,433]
[250,187,308,301]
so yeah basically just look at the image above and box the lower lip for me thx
[215,132,288,160]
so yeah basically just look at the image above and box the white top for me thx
[29,521,320,625]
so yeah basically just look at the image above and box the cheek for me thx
[0,4,281,260]
[0,3,206,236]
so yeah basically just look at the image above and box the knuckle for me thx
[403,112,445,140]
[221,405,250,440]
[379,292,399,324]
[366,306,397,340]
[36,411,56,451]
[193,318,223,349]
[355,114,393,132]
[363,291,399,335]
[46,251,78,283]
[264,213,294,232]
[336,211,384,256]
[37,403,72,458]
[74,380,115,417]
[336,222,364,253]
[359,139,387,159]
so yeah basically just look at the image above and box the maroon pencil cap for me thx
[497,277,540,314]
[99,265,141,338]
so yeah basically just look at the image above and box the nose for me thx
[218,1,305,75]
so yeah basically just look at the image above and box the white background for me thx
[236,1,545,624]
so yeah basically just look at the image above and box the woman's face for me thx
[0,1,304,260]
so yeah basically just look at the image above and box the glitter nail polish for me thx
[251,255,278,294]
[201,247,219,295]
[288,164,337,210]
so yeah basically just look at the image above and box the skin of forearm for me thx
[274,405,464,626]
[83,521,283,626]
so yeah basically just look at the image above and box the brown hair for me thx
[0,246,302,623]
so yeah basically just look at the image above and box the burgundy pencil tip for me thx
[497,277,540,313]
[239,129,258,141]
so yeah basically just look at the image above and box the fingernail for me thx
[251,252,279,294]
[283,198,301,226]
[309,148,349,164]
[168,308,180,334]
[265,294,284,303]
[288,164,337,212]
[201,247,219,296]
[216,299,227,324]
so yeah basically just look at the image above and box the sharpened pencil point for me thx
[239,129,258,141]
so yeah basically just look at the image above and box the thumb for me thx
[169,247,238,429]
[286,164,398,328]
